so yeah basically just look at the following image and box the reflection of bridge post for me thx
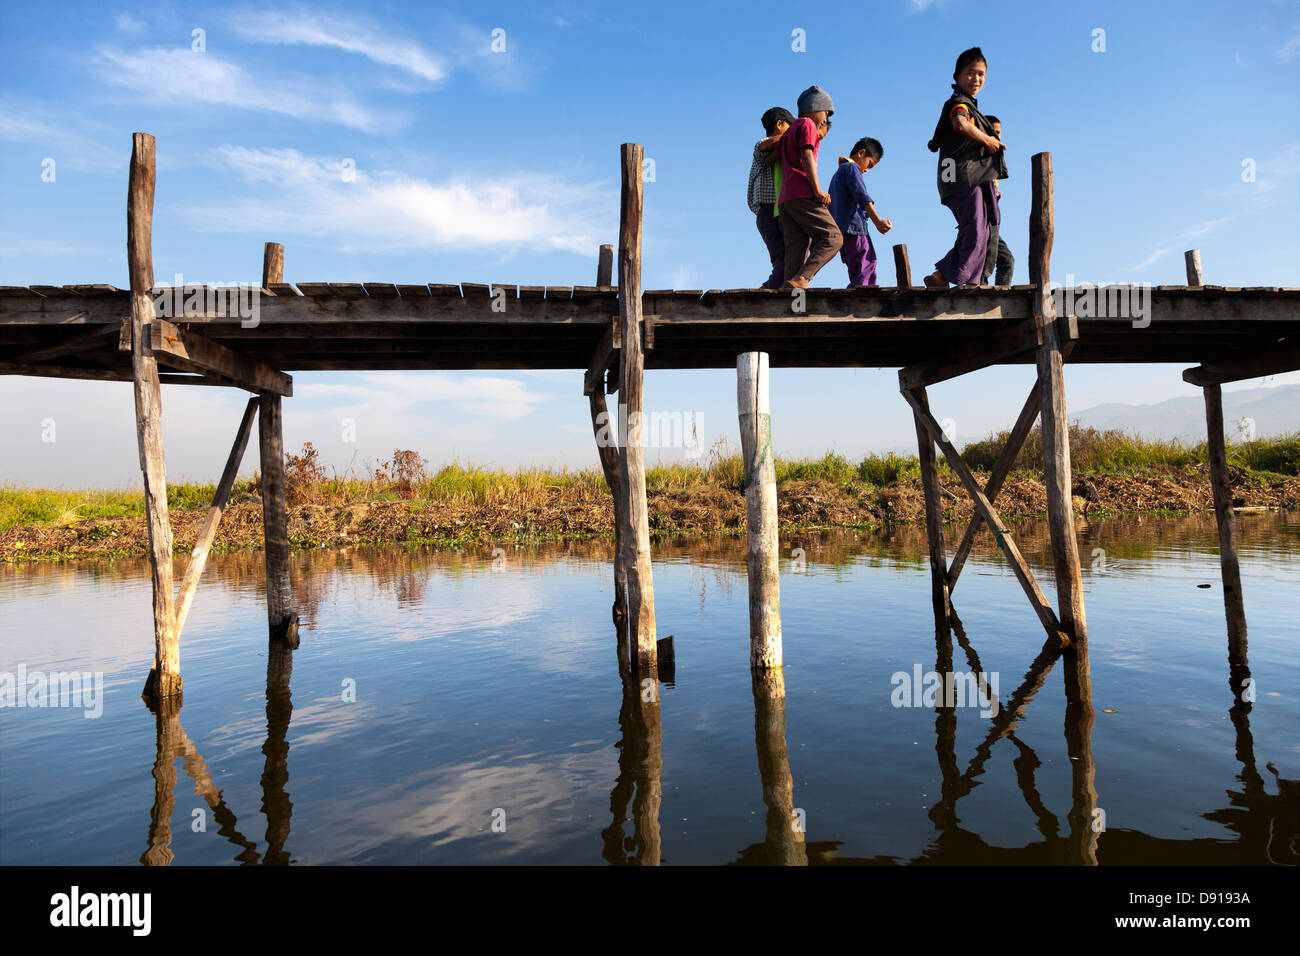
[1062,643,1099,865]
[141,697,259,865]
[751,669,807,865]
[260,640,295,865]
[141,696,181,866]
[603,613,662,866]
[931,618,961,833]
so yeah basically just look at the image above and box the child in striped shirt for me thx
[747,107,794,290]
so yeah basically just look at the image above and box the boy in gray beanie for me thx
[777,85,843,288]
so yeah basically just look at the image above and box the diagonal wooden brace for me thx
[900,383,1070,647]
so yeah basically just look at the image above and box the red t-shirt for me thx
[778,117,821,204]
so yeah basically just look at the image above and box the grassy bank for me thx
[3,426,1297,560]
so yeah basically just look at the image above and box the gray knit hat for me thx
[797,85,834,116]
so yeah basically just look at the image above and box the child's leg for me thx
[756,207,785,289]
[934,185,991,285]
[840,234,871,287]
[995,238,1014,286]
[981,215,1000,284]
[780,202,813,283]
[785,199,842,283]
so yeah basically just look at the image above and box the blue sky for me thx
[2,0,1297,485]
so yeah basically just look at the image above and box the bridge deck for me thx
[1,284,1296,380]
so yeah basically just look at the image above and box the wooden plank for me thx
[149,318,293,396]
[899,314,1077,391]
[259,392,296,644]
[618,143,658,675]
[9,324,119,363]
[363,283,400,297]
[294,282,333,296]
[427,284,461,296]
[327,283,368,299]
[0,286,44,297]
[517,285,546,300]
[1031,151,1087,651]
[129,132,181,703]
[174,396,258,635]
[911,386,950,625]
[738,351,782,670]
[262,243,284,288]
[545,286,573,299]
[902,384,1069,645]
[0,362,131,382]
[267,283,300,297]
[893,244,913,288]
[460,282,490,299]
[395,284,431,297]
[65,283,120,295]
[1183,345,1300,386]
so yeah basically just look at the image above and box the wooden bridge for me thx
[2,135,1293,725]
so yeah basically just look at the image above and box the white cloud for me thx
[299,371,549,423]
[181,145,611,255]
[0,101,123,173]
[94,47,406,133]
[114,12,144,33]
[230,9,446,81]
[1131,217,1231,272]
[1278,26,1300,62]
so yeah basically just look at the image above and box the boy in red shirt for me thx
[777,85,843,289]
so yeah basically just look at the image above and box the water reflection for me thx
[61,513,1291,865]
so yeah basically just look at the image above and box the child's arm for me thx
[865,202,892,234]
[757,132,782,152]
[802,147,829,204]
[951,111,1004,153]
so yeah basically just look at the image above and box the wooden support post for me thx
[590,243,628,622]
[129,133,180,704]
[1190,247,1250,687]
[1030,152,1088,653]
[738,351,782,671]
[893,244,913,289]
[175,396,259,635]
[910,387,950,625]
[263,242,284,290]
[259,392,296,646]
[617,144,657,674]
[751,669,807,865]
[257,241,296,645]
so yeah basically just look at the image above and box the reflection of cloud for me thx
[182,146,611,255]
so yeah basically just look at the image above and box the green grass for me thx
[5,429,1296,534]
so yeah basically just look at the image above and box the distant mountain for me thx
[1069,385,1298,443]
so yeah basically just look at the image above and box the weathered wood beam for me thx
[947,383,1042,593]
[910,386,951,624]
[1183,344,1300,386]
[893,244,913,289]
[583,318,618,396]
[149,318,293,396]
[9,325,119,363]
[259,392,297,646]
[618,143,658,675]
[175,396,258,635]
[899,313,1077,392]
[263,242,284,289]
[129,132,181,704]
[1031,152,1087,651]
[901,384,1069,645]
[738,351,782,671]
[1185,249,1249,692]
[588,243,627,622]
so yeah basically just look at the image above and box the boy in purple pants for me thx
[828,138,892,287]
[922,47,1008,289]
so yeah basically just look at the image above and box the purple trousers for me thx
[935,181,999,285]
[841,233,878,287]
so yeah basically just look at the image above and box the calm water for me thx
[1,513,1297,865]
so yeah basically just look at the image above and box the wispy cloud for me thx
[182,145,611,255]
[0,101,123,173]
[230,9,446,81]
[94,47,406,133]
[1278,24,1300,62]
[1131,217,1231,271]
